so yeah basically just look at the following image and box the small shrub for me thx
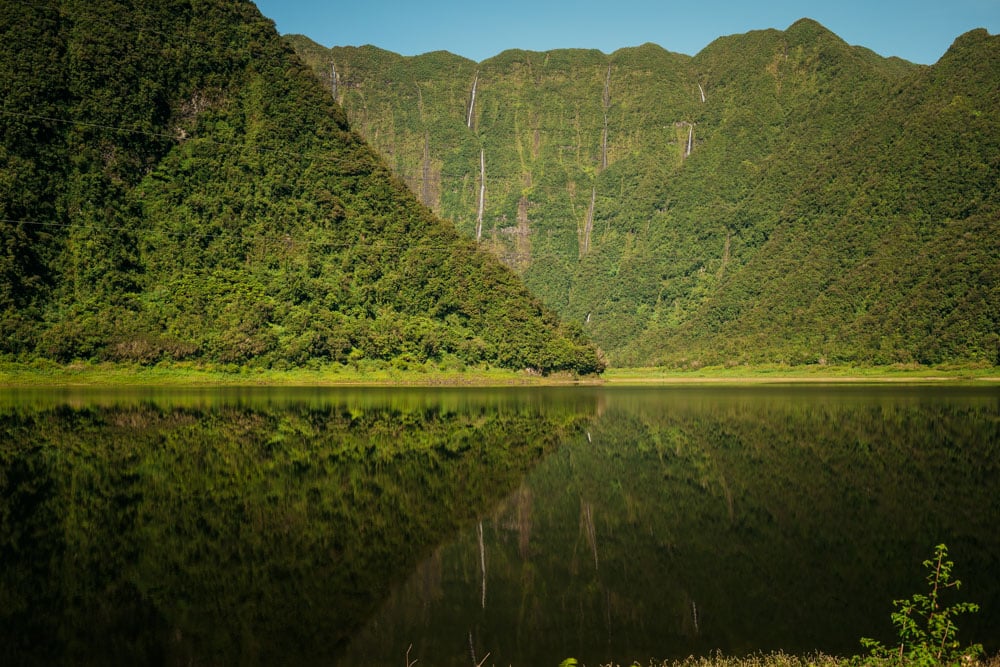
[856,544,983,666]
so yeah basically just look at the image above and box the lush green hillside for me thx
[0,0,603,374]
[289,19,999,367]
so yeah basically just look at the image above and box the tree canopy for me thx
[0,0,604,374]
[290,20,999,367]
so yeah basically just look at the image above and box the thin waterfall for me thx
[582,186,596,254]
[719,230,731,277]
[698,82,705,103]
[601,123,608,171]
[686,124,693,157]
[467,71,479,128]
[603,65,611,108]
[421,133,432,206]
[331,62,339,99]
[601,65,611,170]
[476,148,485,241]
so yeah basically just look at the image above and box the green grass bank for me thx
[590,654,1000,667]
[1,360,997,388]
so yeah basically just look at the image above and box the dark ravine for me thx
[287,20,999,368]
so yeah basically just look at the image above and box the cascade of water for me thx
[698,82,705,103]
[421,133,432,206]
[476,148,485,241]
[686,124,693,157]
[467,71,479,128]
[582,186,596,253]
[331,62,338,99]
[601,65,611,170]
[601,123,608,170]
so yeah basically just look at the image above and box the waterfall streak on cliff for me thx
[476,149,485,241]
[582,186,596,254]
[601,65,611,170]
[467,72,479,128]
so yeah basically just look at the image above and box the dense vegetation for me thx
[289,20,999,368]
[0,389,596,665]
[0,0,603,374]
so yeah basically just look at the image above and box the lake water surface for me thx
[1,385,997,666]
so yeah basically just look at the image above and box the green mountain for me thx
[0,0,603,374]
[288,19,999,367]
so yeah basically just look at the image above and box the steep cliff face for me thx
[290,21,999,367]
[0,0,604,373]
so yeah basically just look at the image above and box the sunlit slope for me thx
[0,0,603,373]
[290,19,998,367]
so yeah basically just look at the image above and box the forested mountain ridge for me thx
[289,19,999,367]
[0,0,604,374]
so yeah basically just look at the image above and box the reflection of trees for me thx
[0,392,595,666]
[342,388,1000,666]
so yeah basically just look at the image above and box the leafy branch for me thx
[857,544,983,666]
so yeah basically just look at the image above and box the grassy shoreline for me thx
[0,361,563,388]
[612,653,1000,667]
[1,360,997,388]
[603,362,1000,385]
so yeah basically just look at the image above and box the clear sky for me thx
[253,0,998,65]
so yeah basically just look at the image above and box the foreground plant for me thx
[858,544,983,665]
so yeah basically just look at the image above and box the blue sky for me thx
[253,0,998,65]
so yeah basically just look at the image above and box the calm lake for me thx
[1,385,997,666]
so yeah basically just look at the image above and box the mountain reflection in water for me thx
[1,386,997,666]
